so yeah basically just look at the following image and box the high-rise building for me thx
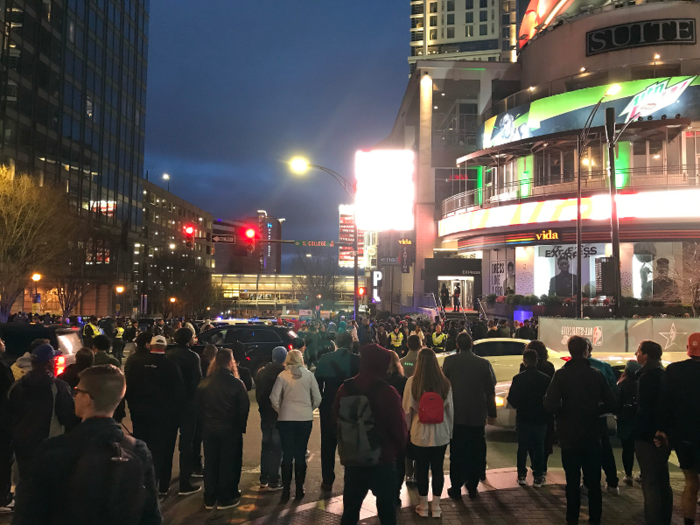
[213,219,262,274]
[249,211,283,275]
[1,0,149,313]
[408,0,518,71]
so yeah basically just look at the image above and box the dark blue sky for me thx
[144,0,409,251]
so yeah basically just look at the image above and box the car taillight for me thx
[561,356,571,362]
[246,356,251,361]
[55,355,66,376]
[288,344,293,350]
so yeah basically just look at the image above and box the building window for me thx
[447,26,455,38]
[447,13,455,24]
[430,15,438,26]
[491,23,495,33]
[502,40,510,50]
[502,26,509,38]
[447,0,455,10]
[480,0,488,8]
[430,29,438,39]
[480,23,487,35]
[466,24,474,36]
[479,11,487,21]
[465,0,474,8]
[465,12,474,23]
[430,1,438,12]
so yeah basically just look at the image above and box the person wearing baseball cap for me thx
[657,332,700,525]
[124,332,186,498]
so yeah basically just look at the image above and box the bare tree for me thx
[292,250,340,310]
[0,167,79,322]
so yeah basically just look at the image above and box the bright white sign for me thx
[355,150,415,232]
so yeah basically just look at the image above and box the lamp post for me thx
[115,285,124,316]
[31,273,41,313]
[575,83,622,318]
[163,173,170,192]
[289,157,359,320]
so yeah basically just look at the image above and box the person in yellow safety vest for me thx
[112,319,126,365]
[389,326,404,354]
[431,324,448,352]
[82,315,102,348]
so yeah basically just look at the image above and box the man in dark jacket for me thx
[497,319,511,338]
[57,347,94,389]
[125,335,185,497]
[657,332,700,525]
[632,340,671,525]
[255,346,287,491]
[471,317,488,341]
[166,328,202,495]
[315,332,360,492]
[508,348,551,488]
[515,319,537,340]
[0,337,15,507]
[544,336,617,525]
[443,332,497,499]
[4,344,77,524]
[197,349,250,509]
[91,335,120,367]
[21,365,162,525]
[333,344,407,525]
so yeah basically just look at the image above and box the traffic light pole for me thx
[605,107,623,317]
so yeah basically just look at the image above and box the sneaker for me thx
[633,474,642,484]
[267,482,284,492]
[533,477,545,488]
[622,475,634,487]
[517,476,527,486]
[259,483,269,491]
[217,497,240,510]
[178,484,202,496]
[606,484,620,496]
[320,483,333,492]
[204,502,216,510]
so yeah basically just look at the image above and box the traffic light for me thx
[357,286,366,298]
[184,224,195,249]
[244,227,256,253]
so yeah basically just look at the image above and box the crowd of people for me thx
[0,312,699,525]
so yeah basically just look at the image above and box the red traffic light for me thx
[184,225,194,235]
[245,228,255,239]
[357,287,366,297]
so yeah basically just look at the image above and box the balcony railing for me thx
[441,165,700,217]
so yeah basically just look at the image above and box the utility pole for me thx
[605,107,622,316]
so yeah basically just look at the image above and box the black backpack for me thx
[337,379,383,467]
[62,436,148,525]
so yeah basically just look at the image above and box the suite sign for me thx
[586,19,696,56]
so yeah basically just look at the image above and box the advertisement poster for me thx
[538,318,626,354]
[338,205,365,269]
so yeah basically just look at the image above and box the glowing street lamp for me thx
[31,273,42,283]
[115,285,125,294]
[289,157,310,174]
[170,297,177,303]
[163,173,170,192]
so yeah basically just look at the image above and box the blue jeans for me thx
[516,422,547,478]
[259,416,282,485]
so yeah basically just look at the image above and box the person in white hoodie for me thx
[403,348,454,518]
[270,349,322,502]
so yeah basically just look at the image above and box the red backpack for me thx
[418,391,444,424]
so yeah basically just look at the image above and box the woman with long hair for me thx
[403,348,453,518]
[202,344,218,376]
[270,349,321,501]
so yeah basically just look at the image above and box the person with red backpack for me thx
[402,348,453,518]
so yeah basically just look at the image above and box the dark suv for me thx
[195,325,297,377]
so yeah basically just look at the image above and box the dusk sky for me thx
[144,0,409,264]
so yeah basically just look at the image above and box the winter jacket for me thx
[4,369,77,458]
[387,372,408,399]
[166,345,202,401]
[11,352,32,380]
[400,350,419,378]
[616,375,638,441]
[514,326,537,340]
[659,358,700,447]
[471,321,488,341]
[634,363,664,443]
[270,365,321,421]
[507,365,551,425]
[255,362,285,419]
[588,356,618,396]
[519,359,556,378]
[333,344,407,465]
[442,349,497,426]
[544,358,617,449]
[315,347,360,413]
[93,350,119,368]
[125,352,186,421]
[238,366,253,392]
[196,368,250,433]
[22,417,161,525]
[56,364,83,390]
[403,377,454,448]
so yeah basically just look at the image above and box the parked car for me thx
[0,323,83,375]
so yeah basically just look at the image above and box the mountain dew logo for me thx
[621,77,696,123]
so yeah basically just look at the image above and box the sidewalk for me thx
[243,468,689,525]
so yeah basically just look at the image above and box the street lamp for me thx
[170,297,177,303]
[115,285,125,294]
[288,157,359,320]
[163,173,170,192]
[169,243,176,250]
[575,83,621,318]
[30,273,41,313]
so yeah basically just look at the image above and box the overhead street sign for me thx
[294,240,336,247]
[212,235,235,243]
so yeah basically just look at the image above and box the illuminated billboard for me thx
[355,150,414,232]
[438,188,700,237]
[338,204,365,269]
[479,76,699,150]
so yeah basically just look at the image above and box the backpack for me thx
[418,391,444,424]
[63,436,148,525]
[337,379,383,467]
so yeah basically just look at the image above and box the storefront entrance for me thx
[438,276,474,311]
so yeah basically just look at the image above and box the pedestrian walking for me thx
[57,347,94,389]
[617,359,642,486]
[270,349,322,501]
[657,332,700,525]
[125,335,185,497]
[255,346,288,492]
[508,348,551,487]
[631,341,672,525]
[335,344,407,525]
[197,349,250,509]
[21,365,162,524]
[544,335,617,525]
[166,328,203,496]
[443,332,496,500]
[91,334,120,367]
[387,351,409,506]
[315,332,359,492]
[112,318,126,364]
[403,348,453,518]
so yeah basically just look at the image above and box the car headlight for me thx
[495,396,506,408]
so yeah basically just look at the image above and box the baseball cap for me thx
[687,332,700,357]
[150,335,168,346]
[31,343,59,364]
